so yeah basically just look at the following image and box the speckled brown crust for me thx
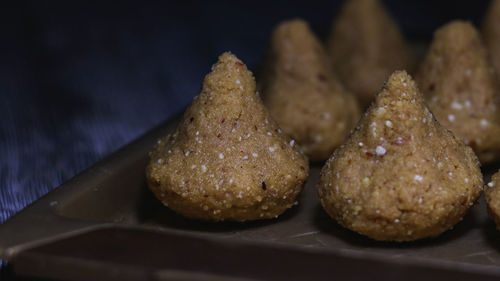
[485,172,500,231]
[482,0,500,82]
[146,53,309,222]
[318,71,483,242]
[261,19,361,162]
[416,21,500,164]
[327,0,413,108]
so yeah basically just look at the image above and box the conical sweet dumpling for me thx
[416,21,500,164]
[486,171,500,231]
[327,0,413,108]
[482,0,500,81]
[146,53,309,222]
[318,71,482,242]
[261,19,360,162]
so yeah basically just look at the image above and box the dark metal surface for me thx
[1,116,500,280]
[10,227,500,281]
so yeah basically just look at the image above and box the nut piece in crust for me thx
[146,52,309,222]
[416,21,500,164]
[486,172,500,231]
[318,71,483,242]
[261,19,361,162]
[327,0,413,108]
[482,0,500,81]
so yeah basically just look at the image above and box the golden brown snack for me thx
[486,171,500,231]
[416,21,500,164]
[261,19,360,162]
[327,0,413,108]
[146,52,309,222]
[482,0,500,81]
[318,70,483,242]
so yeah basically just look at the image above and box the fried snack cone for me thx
[146,53,309,222]
[318,71,482,242]
[482,0,500,81]
[486,172,500,231]
[261,19,360,162]
[416,21,500,164]
[327,0,413,108]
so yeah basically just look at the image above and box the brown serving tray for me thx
[2,114,500,281]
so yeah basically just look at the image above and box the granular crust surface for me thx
[262,19,360,162]
[416,21,500,164]
[146,53,309,222]
[486,172,500,230]
[318,71,483,241]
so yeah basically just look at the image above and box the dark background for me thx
[0,0,492,279]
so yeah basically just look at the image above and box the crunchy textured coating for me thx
[318,71,483,242]
[416,21,500,164]
[482,0,500,81]
[327,0,413,108]
[146,53,309,222]
[486,172,500,231]
[261,19,360,162]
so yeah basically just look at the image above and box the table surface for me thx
[0,1,492,279]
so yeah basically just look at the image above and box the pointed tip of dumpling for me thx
[344,0,383,9]
[416,21,490,97]
[440,20,474,31]
[328,0,413,108]
[434,21,481,47]
[357,70,432,145]
[338,0,392,25]
[373,70,422,107]
[268,18,333,78]
[384,70,418,95]
[273,18,311,36]
[203,52,256,95]
[210,51,250,78]
[275,18,309,29]
[423,21,486,68]
[271,18,323,56]
[215,52,243,66]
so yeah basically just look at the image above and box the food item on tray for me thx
[482,0,500,81]
[416,21,500,164]
[486,171,500,231]
[261,19,360,162]
[146,52,309,222]
[318,70,483,242]
[327,0,413,108]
